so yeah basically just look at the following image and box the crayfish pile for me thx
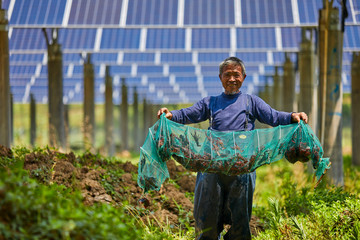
[137,116,331,193]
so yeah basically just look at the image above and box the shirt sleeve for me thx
[170,97,211,124]
[250,95,292,126]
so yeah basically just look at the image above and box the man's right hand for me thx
[157,108,173,119]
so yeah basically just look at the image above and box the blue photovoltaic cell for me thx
[297,0,322,24]
[91,53,118,63]
[2,0,10,9]
[10,0,66,25]
[148,76,170,84]
[281,27,301,48]
[10,29,47,50]
[68,0,122,25]
[198,53,229,63]
[201,65,219,75]
[126,0,178,25]
[169,65,195,73]
[272,52,297,64]
[11,86,26,97]
[10,65,37,76]
[58,29,97,50]
[63,54,82,63]
[109,65,132,75]
[245,66,259,73]
[161,53,192,62]
[123,53,155,63]
[138,65,163,73]
[146,29,185,49]
[176,76,197,85]
[63,78,81,87]
[235,52,268,63]
[203,76,222,90]
[101,29,141,49]
[71,65,83,76]
[192,29,231,49]
[10,78,31,86]
[10,53,44,63]
[32,77,47,87]
[184,0,235,25]
[344,26,360,48]
[122,77,142,87]
[236,28,276,49]
[242,0,293,24]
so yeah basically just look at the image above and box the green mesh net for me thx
[138,114,331,193]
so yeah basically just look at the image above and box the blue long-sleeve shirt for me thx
[171,92,292,131]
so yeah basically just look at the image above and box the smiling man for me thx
[157,56,307,240]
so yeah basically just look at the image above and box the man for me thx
[157,57,307,240]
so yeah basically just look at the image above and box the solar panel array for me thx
[4,0,360,104]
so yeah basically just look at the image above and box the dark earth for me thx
[0,144,263,236]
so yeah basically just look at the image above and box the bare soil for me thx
[18,147,263,236]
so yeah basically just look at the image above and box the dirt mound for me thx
[19,150,262,234]
[0,144,13,159]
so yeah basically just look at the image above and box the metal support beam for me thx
[272,66,282,110]
[30,94,36,146]
[142,98,148,143]
[323,6,344,186]
[121,78,128,151]
[83,53,95,151]
[133,87,139,152]
[105,66,114,156]
[0,7,11,147]
[352,52,360,166]
[283,53,296,112]
[43,29,66,150]
[299,28,318,132]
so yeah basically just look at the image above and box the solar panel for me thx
[10,0,66,25]
[344,26,360,49]
[10,29,47,50]
[236,28,276,49]
[10,53,44,63]
[198,53,229,63]
[297,0,322,24]
[236,52,268,63]
[10,65,37,76]
[146,28,185,49]
[192,28,231,49]
[184,0,235,25]
[161,53,192,63]
[91,53,118,64]
[127,0,178,25]
[281,27,301,49]
[241,0,293,24]
[101,29,141,49]
[5,0,358,104]
[59,29,97,50]
[68,0,122,25]
[123,53,155,63]
[169,65,195,73]
[1,0,10,9]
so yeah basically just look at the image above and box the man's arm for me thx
[251,95,308,126]
[157,97,210,124]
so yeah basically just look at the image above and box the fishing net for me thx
[138,114,331,193]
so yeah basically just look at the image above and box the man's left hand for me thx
[291,112,308,124]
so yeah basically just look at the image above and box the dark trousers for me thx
[193,171,256,240]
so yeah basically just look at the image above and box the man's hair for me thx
[219,57,246,76]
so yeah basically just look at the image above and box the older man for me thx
[157,57,307,240]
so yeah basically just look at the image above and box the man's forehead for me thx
[223,64,242,72]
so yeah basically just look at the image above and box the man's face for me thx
[219,64,246,95]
